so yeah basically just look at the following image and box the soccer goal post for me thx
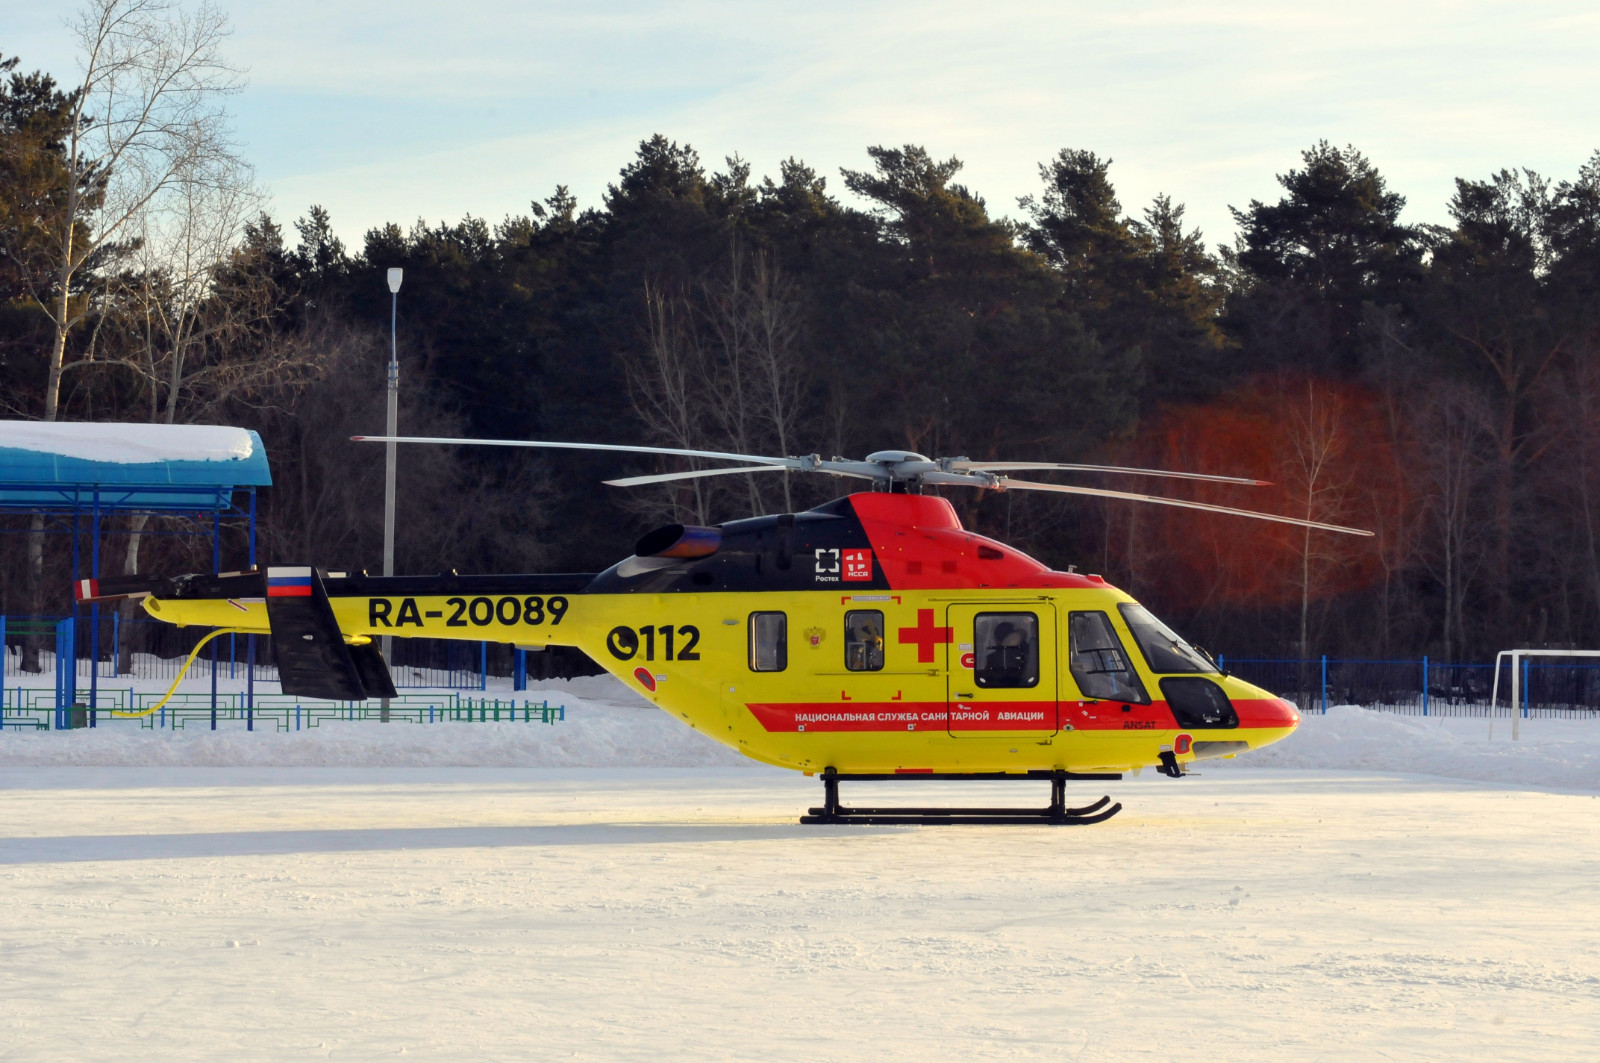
[1490,649,1600,741]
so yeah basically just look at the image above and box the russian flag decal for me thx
[266,566,314,598]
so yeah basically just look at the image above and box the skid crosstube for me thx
[799,769,1123,826]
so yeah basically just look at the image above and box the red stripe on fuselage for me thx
[745,698,1297,733]
[748,701,948,732]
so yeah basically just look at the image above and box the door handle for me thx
[956,692,974,698]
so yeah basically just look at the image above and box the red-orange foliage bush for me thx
[1107,374,1405,613]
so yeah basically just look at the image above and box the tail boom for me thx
[108,566,598,700]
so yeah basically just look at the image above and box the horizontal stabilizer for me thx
[75,574,169,604]
[75,570,266,604]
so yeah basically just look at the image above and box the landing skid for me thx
[800,768,1123,826]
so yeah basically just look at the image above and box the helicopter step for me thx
[800,768,1123,826]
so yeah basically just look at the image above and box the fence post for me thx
[210,628,219,727]
[1,614,6,725]
[56,618,77,729]
[514,648,526,692]
[1320,655,1328,715]
[1422,656,1429,717]
[480,642,488,692]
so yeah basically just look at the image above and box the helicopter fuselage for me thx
[128,492,1298,776]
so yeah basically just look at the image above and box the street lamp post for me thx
[382,268,402,716]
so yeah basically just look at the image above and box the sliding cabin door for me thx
[943,603,1059,738]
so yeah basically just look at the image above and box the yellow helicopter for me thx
[78,438,1371,825]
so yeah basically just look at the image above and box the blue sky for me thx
[7,1,1599,253]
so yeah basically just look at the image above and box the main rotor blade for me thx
[353,435,805,469]
[953,461,1269,486]
[997,478,1373,536]
[605,465,791,487]
[607,464,883,487]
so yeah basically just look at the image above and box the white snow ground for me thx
[2,679,1598,1061]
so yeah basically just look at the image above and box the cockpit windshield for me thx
[1118,603,1218,675]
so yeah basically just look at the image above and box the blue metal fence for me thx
[0,688,565,732]
[1217,655,1600,716]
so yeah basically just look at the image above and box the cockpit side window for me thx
[1068,611,1149,703]
[1118,603,1218,675]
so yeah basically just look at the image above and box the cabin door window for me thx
[973,613,1039,688]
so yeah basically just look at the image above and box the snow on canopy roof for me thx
[0,421,271,513]
[0,421,257,464]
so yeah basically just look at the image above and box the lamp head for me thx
[387,268,403,294]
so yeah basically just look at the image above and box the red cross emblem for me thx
[897,608,953,663]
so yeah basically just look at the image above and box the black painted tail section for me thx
[265,566,392,701]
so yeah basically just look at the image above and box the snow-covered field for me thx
[2,678,1598,1060]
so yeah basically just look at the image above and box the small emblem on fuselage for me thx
[814,548,873,583]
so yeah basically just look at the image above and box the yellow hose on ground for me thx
[111,628,245,718]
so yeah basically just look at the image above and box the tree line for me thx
[4,1,1600,664]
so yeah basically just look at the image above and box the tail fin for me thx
[265,566,396,701]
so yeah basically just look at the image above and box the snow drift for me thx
[2,678,1596,790]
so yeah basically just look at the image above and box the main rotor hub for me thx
[862,450,932,465]
[858,451,944,488]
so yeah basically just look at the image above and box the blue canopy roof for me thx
[0,422,272,514]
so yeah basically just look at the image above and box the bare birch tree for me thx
[1415,382,1495,660]
[626,244,810,524]
[1280,378,1357,661]
[31,0,245,423]
[745,249,804,510]
[627,279,714,524]
[700,242,762,513]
